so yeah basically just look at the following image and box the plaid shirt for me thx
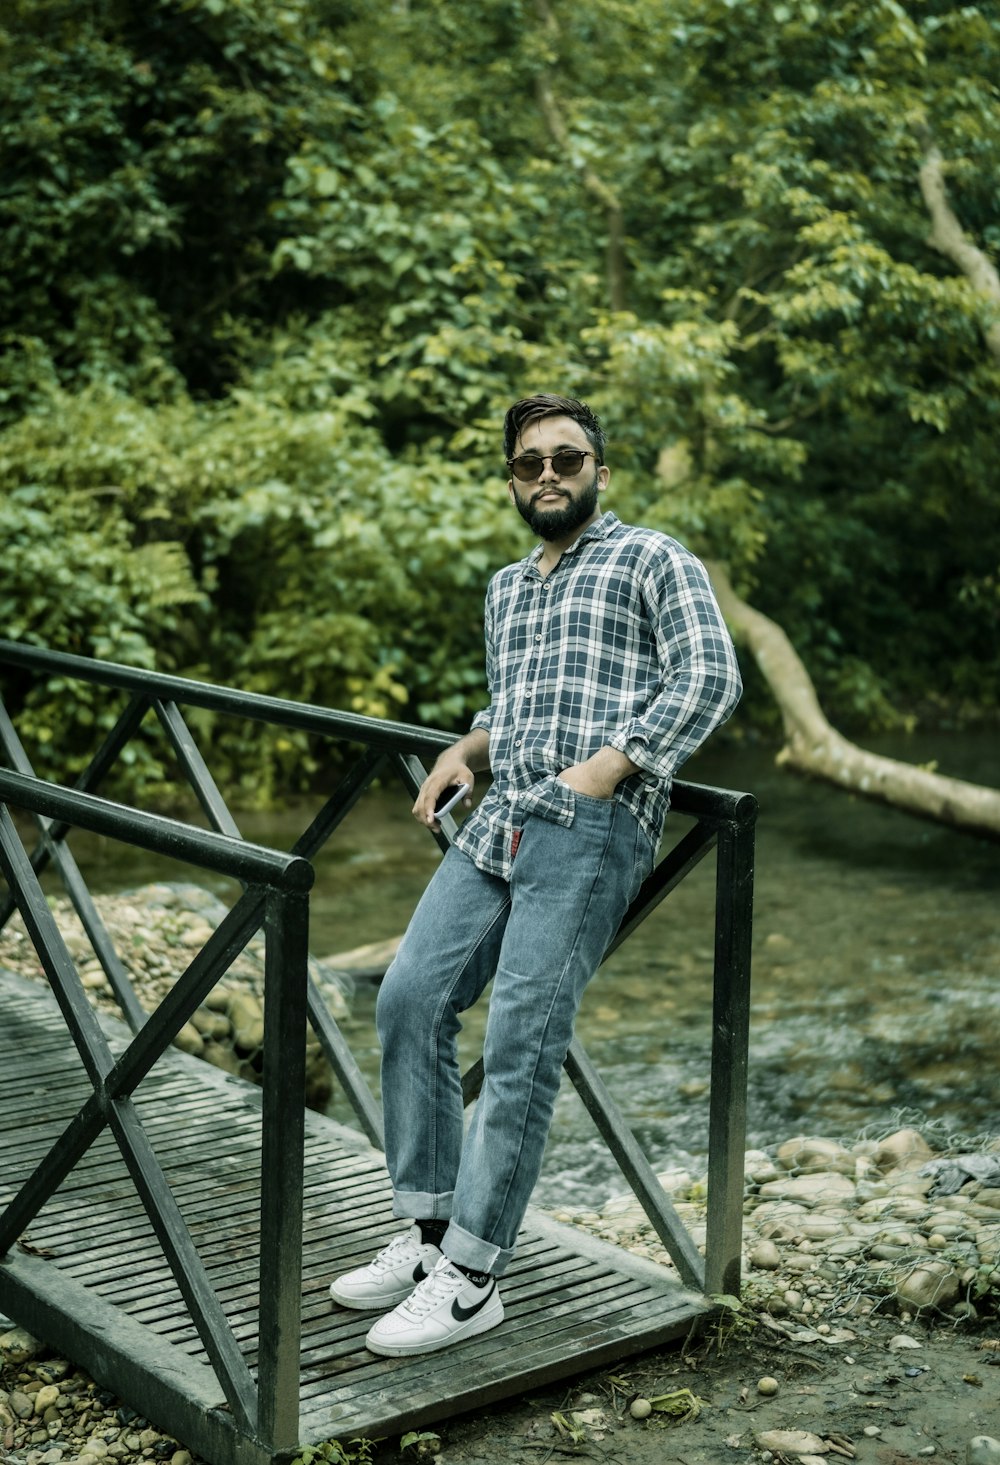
[453,511,742,880]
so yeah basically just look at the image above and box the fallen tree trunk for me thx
[705,560,1000,841]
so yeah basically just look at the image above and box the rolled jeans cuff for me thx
[392,1188,453,1223]
[441,1218,515,1278]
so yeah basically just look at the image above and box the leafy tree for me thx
[1,0,998,802]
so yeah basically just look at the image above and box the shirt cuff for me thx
[607,729,672,781]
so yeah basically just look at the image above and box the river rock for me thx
[756,1429,828,1454]
[190,1007,231,1040]
[798,1216,845,1240]
[776,1136,856,1176]
[820,1236,865,1257]
[968,1438,1000,1465]
[9,1391,34,1419]
[757,1172,856,1207]
[874,1127,934,1173]
[923,1219,970,1239]
[745,1149,782,1183]
[172,1022,204,1058]
[200,1040,242,1076]
[877,1229,925,1249]
[0,1328,42,1364]
[753,1201,810,1240]
[227,992,265,1053]
[894,1260,961,1313]
[749,1239,782,1270]
[886,1174,933,1198]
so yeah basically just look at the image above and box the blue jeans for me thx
[376,794,654,1277]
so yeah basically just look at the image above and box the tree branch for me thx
[918,143,1000,363]
[705,560,1000,841]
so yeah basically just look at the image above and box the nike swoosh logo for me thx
[412,1261,429,1283]
[451,1282,496,1322]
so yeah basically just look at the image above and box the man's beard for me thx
[514,475,600,540]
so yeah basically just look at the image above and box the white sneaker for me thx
[365,1256,504,1356]
[329,1225,442,1311]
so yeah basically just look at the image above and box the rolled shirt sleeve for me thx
[606,547,742,781]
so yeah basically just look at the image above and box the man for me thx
[330,394,742,1356]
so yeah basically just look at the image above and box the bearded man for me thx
[329,393,742,1355]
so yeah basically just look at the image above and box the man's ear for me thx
[597,465,611,491]
[507,480,516,505]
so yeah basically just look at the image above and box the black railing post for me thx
[257,886,310,1453]
[704,799,756,1297]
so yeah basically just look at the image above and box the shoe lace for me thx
[371,1232,418,1274]
[402,1262,465,1317]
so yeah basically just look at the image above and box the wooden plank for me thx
[298,1290,703,1440]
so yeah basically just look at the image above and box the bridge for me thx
[0,639,755,1465]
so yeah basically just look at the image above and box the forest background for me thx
[2,0,998,805]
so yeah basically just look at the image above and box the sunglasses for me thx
[506,449,596,482]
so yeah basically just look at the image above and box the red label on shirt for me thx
[511,829,522,859]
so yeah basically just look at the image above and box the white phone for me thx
[433,782,472,819]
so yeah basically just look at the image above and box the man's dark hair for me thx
[503,394,607,464]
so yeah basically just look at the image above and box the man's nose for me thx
[538,457,559,481]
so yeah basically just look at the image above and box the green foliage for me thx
[0,374,521,796]
[2,0,999,801]
[399,1431,441,1458]
[291,1438,374,1465]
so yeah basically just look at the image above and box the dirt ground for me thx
[387,1311,1000,1465]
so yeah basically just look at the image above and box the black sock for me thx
[453,1262,492,1288]
[416,1218,448,1248]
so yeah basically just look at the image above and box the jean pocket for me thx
[563,787,614,806]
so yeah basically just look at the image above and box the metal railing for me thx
[0,768,311,1449]
[0,637,755,1451]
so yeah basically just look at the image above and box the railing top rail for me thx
[0,769,313,892]
[0,637,451,756]
[0,639,756,824]
[672,781,757,826]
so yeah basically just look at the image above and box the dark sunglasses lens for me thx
[511,456,544,481]
[552,451,586,475]
[510,451,588,480]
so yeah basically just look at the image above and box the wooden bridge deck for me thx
[0,969,709,1465]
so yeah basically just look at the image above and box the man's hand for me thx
[412,728,490,829]
[557,746,639,800]
[413,765,476,829]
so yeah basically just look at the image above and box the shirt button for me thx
[542,585,550,592]
[514,740,522,747]
[535,634,542,642]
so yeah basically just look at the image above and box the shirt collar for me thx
[519,511,620,576]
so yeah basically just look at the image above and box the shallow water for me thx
[24,730,1000,1211]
